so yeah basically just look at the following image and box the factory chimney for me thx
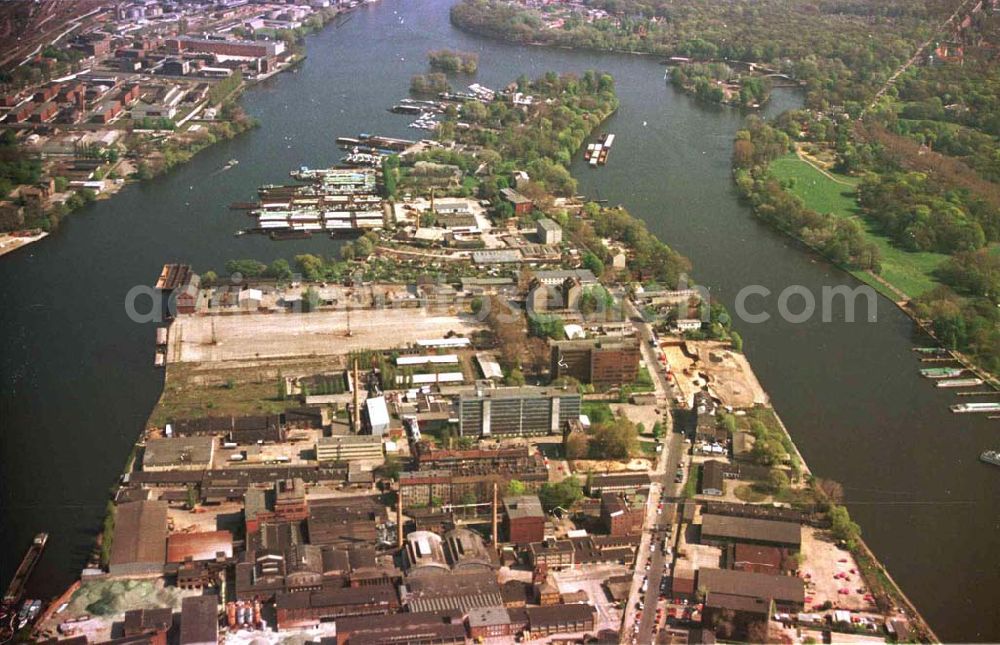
[397,491,404,549]
[352,358,361,433]
[492,481,499,550]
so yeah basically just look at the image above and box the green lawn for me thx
[769,154,948,299]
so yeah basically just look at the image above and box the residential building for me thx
[527,276,582,314]
[499,187,533,215]
[536,217,562,244]
[601,492,644,536]
[550,338,641,388]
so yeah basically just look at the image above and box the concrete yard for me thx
[168,308,482,363]
[552,564,627,636]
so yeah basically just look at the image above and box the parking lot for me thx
[800,527,878,612]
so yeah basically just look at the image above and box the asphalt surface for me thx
[632,432,684,644]
[619,299,690,644]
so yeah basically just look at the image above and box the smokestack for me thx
[352,358,361,433]
[397,491,404,549]
[492,481,499,550]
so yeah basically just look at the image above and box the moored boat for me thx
[980,450,1000,467]
[920,366,964,378]
[951,402,1000,414]
[936,378,984,388]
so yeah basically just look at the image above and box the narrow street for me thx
[618,297,687,644]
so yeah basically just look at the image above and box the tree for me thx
[730,330,743,352]
[507,479,527,496]
[765,469,790,493]
[829,504,861,547]
[380,455,402,481]
[295,254,326,282]
[225,259,266,277]
[565,431,589,460]
[303,287,321,312]
[815,478,845,505]
[538,476,583,512]
[582,251,604,276]
[267,258,293,281]
[506,368,526,386]
[588,417,638,460]
[185,484,198,510]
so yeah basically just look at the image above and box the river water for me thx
[0,0,996,640]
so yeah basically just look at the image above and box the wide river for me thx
[1,0,997,640]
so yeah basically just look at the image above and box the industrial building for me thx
[700,514,802,551]
[109,500,168,577]
[315,435,384,464]
[458,387,581,438]
[142,436,215,472]
[503,495,546,544]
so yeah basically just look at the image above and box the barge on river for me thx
[936,378,984,388]
[2,533,48,608]
[951,402,1000,414]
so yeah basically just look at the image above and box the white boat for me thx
[951,402,1000,413]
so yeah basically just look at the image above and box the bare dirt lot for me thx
[662,340,768,408]
[168,308,482,363]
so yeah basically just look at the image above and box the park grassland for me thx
[768,154,948,300]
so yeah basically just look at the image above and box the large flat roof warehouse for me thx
[109,500,168,576]
[167,308,482,363]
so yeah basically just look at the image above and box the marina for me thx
[241,167,386,237]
